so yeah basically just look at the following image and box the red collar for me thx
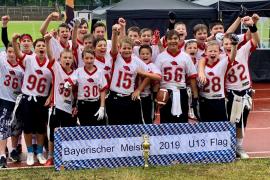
[96,56,105,64]
[77,39,83,46]
[61,65,73,75]
[198,43,206,50]
[167,49,181,57]
[178,41,185,49]
[122,56,132,63]
[7,60,18,67]
[206,58,219,68]
[35,56,47,67]
[84,65,97,76]
[60,40,70,49]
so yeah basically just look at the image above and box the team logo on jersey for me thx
[9,70,16,75]
[87,78,94,83]
[104,66,111,71]
[123,66,130,71]
[207,72,215,76]
[35,69,43,75]
[170,61,178,66]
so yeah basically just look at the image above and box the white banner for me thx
[62,131,231,161]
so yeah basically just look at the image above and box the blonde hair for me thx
[119,37,134,48]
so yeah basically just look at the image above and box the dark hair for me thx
[33,38,45,48]
[139,44,152,55]
[209,20,224,31]
[193,24,208,35]
[127,26,140,35]
[140,28,152,36]
[6,42,14,51]
[58,23,69,33]
[93,37,107,48]
[83,33,94,42]
[165,30,179,40]
[92,22,106,32]
[79,18,89,28]
[184,40,197,50]
[223,32,234,40]
[82,48,95,59]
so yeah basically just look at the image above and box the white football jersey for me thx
[155,50,197,90]
[133,45,160,63]
[69,66,107,100]
[94,53,113,84]
[20,55,52,97]
[226,40,256,91]
[140,62,161,96]
[0,57,23,102]
[50,37,72,62]
[199,56,230,99]
[49,61,75,114]
[110,54,149,95]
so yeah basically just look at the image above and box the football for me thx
[155,89,169,105]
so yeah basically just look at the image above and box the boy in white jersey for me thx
[0,43,23,168]
[45,35,77,166]
[107,25,161,125]
[155,30,198,123]
[12,35,53,166]
[225,16,259,159]
[193,24,208,60]
[66,48,108,126]
[40,12,72,61]
[197,38,237,122]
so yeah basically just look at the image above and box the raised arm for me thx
[44,33,54,63]
[1,15,10,48]
[110,24,120,55]
[40,12,59,36]
[226,5,247,34]
[197,57,207,84]
[72,19,80,49]
[118,17,126,41]
[229,34,238,62]
[12,33,24,60]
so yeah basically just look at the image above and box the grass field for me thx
[0,21,61,49]
[0,159,270,179]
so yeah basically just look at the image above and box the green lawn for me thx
[0,21,61,49]
[0,159,270,179]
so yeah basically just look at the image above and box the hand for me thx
[238,4,247,18]
[118,17,126,27]
[252,13,260,24]
[44,33,52,42]
[134,39,141,46]
[198,71,207,85]
[131,89,141,101]
[94,107,105,120]
[230,33,239,46]
[72,107,78,117]
[241,16,254,27]
[64,81,72,89]
[12,33,21,42]
[1,15,10,26]
[168,11,176,20]
[44,97,52,107]
[49,12,60,21]
[74,18,81,28]
[112,24,120,32]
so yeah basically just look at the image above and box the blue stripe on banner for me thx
[54,122,236,171]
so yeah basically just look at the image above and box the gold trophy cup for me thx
[142,134,150,168]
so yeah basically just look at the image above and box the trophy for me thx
[142,134,150,168]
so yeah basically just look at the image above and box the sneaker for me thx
[10,150,20,162]
[236,146,249,159]
[0,156,7,168]
[16,144,22,154]
[37,153,46,165]
[26,153,34,166]
[45,158,54,166]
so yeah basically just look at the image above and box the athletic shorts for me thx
[77,99,106,126]
[226,89,252,128]
[106,91,141,125]
[17,94,48,134]
[160,89,188,123]
[199,97,228,122]
[0,99,15,140]
[49,107,77,141]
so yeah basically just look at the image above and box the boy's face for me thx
[174,24,187,41]
[83,38,93,49]
[222,37,232,54]
[93,26,106,39]
[206,44,220,61]
[185,43,198,58]
[140,31,152,45]
[194,29,208,44]
[20,38,33,51]
[167,34,179,51]
[128,31,140,43]
[139,48,151,63]
[6,47,16,61]
[95,40,107,57]
[60,51,73,69]
[119,42,133,59]
[78,23,88,38]
[34,41,46,58]
[211,24,224,36]
[58,27,71,43]
[83,52,95,65]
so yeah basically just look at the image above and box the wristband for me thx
[249,24,257,33]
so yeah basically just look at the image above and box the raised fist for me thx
[230,34,239,46]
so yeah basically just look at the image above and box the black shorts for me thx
[77,99,106,126]
[141,95,153,124]
[199,97,228,122]
[160,89,188,123]
[0,99,15,140]
[17,94,48,134]
[226,89,252,128]
[49,107,77,141]
[106,91,141,125]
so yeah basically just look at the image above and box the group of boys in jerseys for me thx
[0,5,260,168]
